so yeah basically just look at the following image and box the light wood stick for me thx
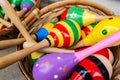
[0,0,35,42]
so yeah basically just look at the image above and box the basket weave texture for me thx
[0,0,41,40]
[17,0,120,80]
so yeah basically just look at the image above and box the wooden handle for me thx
[0,35,37,50]
[0,0,35,42]
[22,8,40,26]
[17,8,28,18]
[0,39,49,69]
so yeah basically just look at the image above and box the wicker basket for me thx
[0,0,41,40]
[17,0,120,80]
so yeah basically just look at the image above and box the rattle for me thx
[81,23,96,39]
[60,7,113,28]
[71,17,120,49]
[9,0,21,8]
[68,54,112,80]
[0,22,55,50]
[20,0,36,16]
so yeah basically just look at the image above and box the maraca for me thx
[81,23,96,39]
[32,30,120,80]
[0,22,55,50]
[60,7,110,28]
[68,54,113,80]
[75,47,114,64]
[9,0,21,8]
[0,22,5,30]
[0,7,5,18]
[31,51,45,64]
[20,0,35,14]
[71,17,120,49]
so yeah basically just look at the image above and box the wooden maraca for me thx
[32,31,120,80]
[0,26,120,69]
[68,54,113,80]
[20,0,36,15]
[0,22,56,50]
[0,7,5,18]
[71,17,120,49]
[60,7,112,28]
[9,0,21,9]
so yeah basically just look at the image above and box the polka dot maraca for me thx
[71,17,120,49]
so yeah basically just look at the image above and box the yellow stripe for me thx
[43,23,54,33]
[88,25,93,32]
[31,51,44,59]
[58,21,74,46]
[47,35,55,46]
[83,11,96,26]
[81,30,87,39]
[70,19,81,41]
[51,28,64,47]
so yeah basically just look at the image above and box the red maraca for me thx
[68,54,113,80]
[32,30,120,80]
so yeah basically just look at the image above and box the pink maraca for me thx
[32,30,120,80]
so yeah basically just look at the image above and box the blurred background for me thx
[0,0,120,80]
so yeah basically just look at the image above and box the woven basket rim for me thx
[17,0,114,80]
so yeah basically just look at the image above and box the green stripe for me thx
[9,0,21,8]
[51,22,57,25]
[67,7,84,27]
[91,23,96,28]
[64,20,79,45]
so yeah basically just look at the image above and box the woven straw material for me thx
[0,0,41,40]
[17,0,119,80]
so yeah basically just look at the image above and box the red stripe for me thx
[70,71,84,80]
[60,8,69,20]
[79,59,104,80]
[49,32,59,47]
[54,24,70,47]
[83,27,90,36]
[94,48,109,59]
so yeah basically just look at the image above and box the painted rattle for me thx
[20,0,36,15]
[68,54,112,80]
[71,17,120,49]
[31,30,120,80]
[60,7,111,28]
[0,22,55,50]
[81,23,96,39]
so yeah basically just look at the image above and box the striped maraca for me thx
[68,54,113,80]
[32,31,119,80]
[81,23,96,39]
[60,7,111,28]
[0,22,56,50]
[71,17,120,49]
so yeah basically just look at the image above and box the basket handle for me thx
[0,0,35,42]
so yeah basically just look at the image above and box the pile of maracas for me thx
[0,0,37,30]
[26,7,120,80]
[1,4,120,80]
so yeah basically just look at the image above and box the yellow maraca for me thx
[71,17,120,49]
